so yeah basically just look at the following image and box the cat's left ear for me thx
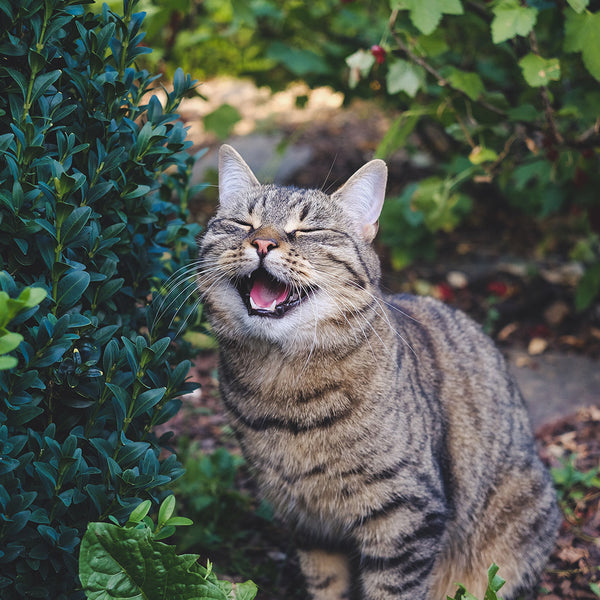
[332,159,387,242]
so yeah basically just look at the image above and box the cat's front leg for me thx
[297,548,352,600]
[354,504,448,600]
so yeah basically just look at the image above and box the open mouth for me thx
[237,268,310,318]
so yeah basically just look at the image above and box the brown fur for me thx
[195,145,560,600]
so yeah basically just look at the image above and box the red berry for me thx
[371,45,387,64]
[487,281,508,297]
[434,282,455,302]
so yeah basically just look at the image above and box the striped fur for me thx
[195,145,560,600]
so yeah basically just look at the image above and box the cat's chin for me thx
[236,267,312,319]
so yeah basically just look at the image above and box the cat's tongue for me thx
[249,272,290,312]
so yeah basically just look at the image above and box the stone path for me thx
[508,350,599,429]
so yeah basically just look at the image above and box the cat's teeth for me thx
[249,297,277,312]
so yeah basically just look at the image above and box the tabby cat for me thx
[195,144,560,600]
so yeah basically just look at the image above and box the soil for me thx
[166,79,600,599]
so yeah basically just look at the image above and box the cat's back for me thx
[386,291,534,460]
[386,292,558,572]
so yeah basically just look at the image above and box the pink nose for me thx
[251,238,278,257]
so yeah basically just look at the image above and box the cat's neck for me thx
[218,305,401,393]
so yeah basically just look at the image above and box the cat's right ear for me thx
[218,144,260,209]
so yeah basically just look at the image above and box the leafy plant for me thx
[79,496,257,600]
[96,0,387,89]
[447,563,506,600]
[172,444,252,551]
[551,453,600,519]
[0,0,202,596]
[349,0,600,300]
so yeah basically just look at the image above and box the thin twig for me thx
[528,29,564,144]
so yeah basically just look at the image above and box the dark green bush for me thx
[0,0,202,596]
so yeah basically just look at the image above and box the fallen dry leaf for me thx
[557,546,589,564]
[498,322,519,341]
[529,337,549,355]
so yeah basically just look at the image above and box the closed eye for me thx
[227,219,254,231]
[290,228,332,236]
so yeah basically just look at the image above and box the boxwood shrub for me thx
[0,0,202,597]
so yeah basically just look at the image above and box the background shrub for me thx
[0,0,202,596]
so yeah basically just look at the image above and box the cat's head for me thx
[197,144,387,350]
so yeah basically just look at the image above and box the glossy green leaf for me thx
[158,494,175,527]
[131,387,166,418]
[0,331,24,354]
[56,270,90,310]
[30,70,61,104]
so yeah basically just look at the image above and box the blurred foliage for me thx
[171,443,254,553]
[0,0,203,596]
[113,0,600,309]
[96,0,387,90]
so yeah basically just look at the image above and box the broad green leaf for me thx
[563,11,600,81]
[518,53,561,86]
[445,67,485,100]
[491,0,538,44]
[79,523,257,600]
[386,59,425,97]
[393,0,463,35]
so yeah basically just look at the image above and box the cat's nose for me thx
[251,238,278,257]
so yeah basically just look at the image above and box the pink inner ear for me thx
[250,274,290,308]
